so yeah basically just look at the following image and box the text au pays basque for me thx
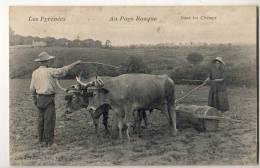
[109,16,157,23]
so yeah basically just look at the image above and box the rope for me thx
[56,79,67,91]
[175,82,206,104]
[81,61,120,69]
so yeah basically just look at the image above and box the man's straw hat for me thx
[34,52,55,62]
[212,57,225,65]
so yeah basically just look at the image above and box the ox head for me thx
[64,84,90,114]
[57,75,108,114]
[76,76,110,113]
[86,86,110,113]
[56,79,90,114]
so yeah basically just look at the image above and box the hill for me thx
[9,44,257,87]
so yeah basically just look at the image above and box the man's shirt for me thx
[30,66,70,95]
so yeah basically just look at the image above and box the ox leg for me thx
[132,109,142,135]
[160,102,177,136]
[120,105,132,142]
[111,119,118,139]
[132,109,139,134]
[161,103,169,121]
[137,109,143,136]
[124,123,130,142]
[121,106,132,142]
[167,103,177,136]
[118,119,123,140]
[142,110,148,128]
[65,98,72,114]
[118,120,130,142]
[133,110,142,133]
[89,109,102,136]
[111,107,122,139]
[145,109,153,129]
[102,109,110,135]
[111,107,121,139]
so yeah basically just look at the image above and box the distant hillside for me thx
[9,44,257,87]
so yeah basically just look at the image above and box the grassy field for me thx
[9,79,257,165]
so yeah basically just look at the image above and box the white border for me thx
[4,0,260,6]
[1,0,259,167]
[0,3,10,168]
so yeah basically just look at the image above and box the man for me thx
[30,51,81,146]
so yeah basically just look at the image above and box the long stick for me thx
[180,79,204,82]
[175,82,206,103]
[81,61,120,69]
[200,115,243,123]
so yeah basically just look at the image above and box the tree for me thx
[12,34,24,45]
[69,39,82,47]
[23,36,34,45]
[105,40,112,48]
[95,40,102,48]
[43,36,56,46]
[186,52,204,65]
[82,39,96,48]
[53,38,69,47]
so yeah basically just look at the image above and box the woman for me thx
[204,57,229,113]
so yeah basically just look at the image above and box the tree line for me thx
[9,27,112,48]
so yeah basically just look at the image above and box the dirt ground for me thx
[9,79,258,165]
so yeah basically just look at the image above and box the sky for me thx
[9,6,257,45]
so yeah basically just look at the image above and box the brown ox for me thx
[57,77,111,135]
[84,74,177,141]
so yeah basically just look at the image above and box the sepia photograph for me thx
[9,6,258,165]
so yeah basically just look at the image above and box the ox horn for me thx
[76,73,104,88]
[96,78,104,87]
[76,75,88,86]
[56,79,67,91]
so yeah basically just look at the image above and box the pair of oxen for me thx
[60,74,177,141]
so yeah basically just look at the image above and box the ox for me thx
[82,74,177,141]
[57,77,111,135]
[59,76,152,136]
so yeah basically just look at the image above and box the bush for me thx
[122,56,148,73]
[170,64,209,85]
[169,63,256,87]
[186,52,204,65]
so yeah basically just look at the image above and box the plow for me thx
[176,104,221,132]
[175,82,241,132]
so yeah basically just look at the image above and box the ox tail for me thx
[165,77,175,105]
[165,76,178,134]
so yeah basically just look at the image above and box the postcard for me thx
[9,6,258,165]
